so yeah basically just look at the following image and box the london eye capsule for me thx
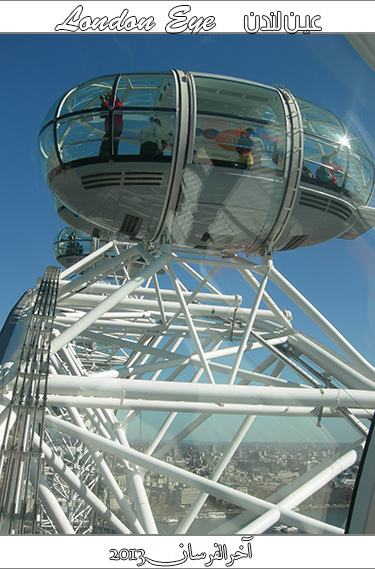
[53,227,94,268]
[39,71,375,254]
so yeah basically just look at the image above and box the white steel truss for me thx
[0,240,374,535]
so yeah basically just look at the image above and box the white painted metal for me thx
[0,239,373,535]
[40,413,344,535]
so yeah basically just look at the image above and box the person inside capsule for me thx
[99,90,123,158]
[315,154,344,190]
[139,116,163,160]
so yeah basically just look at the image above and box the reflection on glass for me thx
[192,76,286,172]
[38,72,375,206]
[59,75,115,116]
[39,73,177,171]
[117,73,175,108]
[297,97,374,204]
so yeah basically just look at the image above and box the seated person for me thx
[302,162,313,179]
[316,155,343,187]
[236,135,254,170]
[237,148,254,170]
[244,127,264,168]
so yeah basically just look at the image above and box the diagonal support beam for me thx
[166,262,216,384]
[51,247,171,355]
[229,258,271,385]
[41,414,343,535]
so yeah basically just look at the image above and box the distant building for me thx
[179,487,201,506]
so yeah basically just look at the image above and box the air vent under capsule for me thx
[123,172,164,185]
[81,171,164,190]
[81,172,122,190]
[327,201,353,221]
[299,190,329,211]
[299,190,353,221]
[120,214,142,236]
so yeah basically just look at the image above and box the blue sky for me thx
[1,31,375,371]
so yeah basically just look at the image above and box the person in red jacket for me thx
[99,91,123,157]
[316,155,343,187]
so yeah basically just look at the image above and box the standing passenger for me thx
[99,91,123,157]
[244,127,264,168]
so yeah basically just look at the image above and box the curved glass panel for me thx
[297,97,345,141]
[192,75,286,171]
[41,95,62,129]
[46,110,175,167]
[56,111,105,163]
[116,73,175,108]
[39,122,58,178]
[347,153,374,203]
[349,136,372,159]
[302,135,346,188]
[39,73,177,176]
[297,97,375,204]
[59,75,116,117]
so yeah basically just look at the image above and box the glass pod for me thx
[39,71,375,254]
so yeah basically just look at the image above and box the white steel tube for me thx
[44,396,372,418]
[59,344,85,377]
[0,403,16,450]
[177,414,256,534]
[44,376,375,409]
[32,433,131,534]
[288,333,375,390]
[52,315,240,337]
[270,266,375,378]
[90,336,288,380]
[67,407,145,534]
[59,244,143,299]
[58,294,284,324]
[228,266,270,385]
[51,249,171,355]
[41,414,343,535]
[29,460,75,534]
[239,268,293,328]
[240,443,363,534]
[84,281,241,307]
[104,410,158,534]
[238,508,281,535]
[59,240,115,280]
[152,275,167,324]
